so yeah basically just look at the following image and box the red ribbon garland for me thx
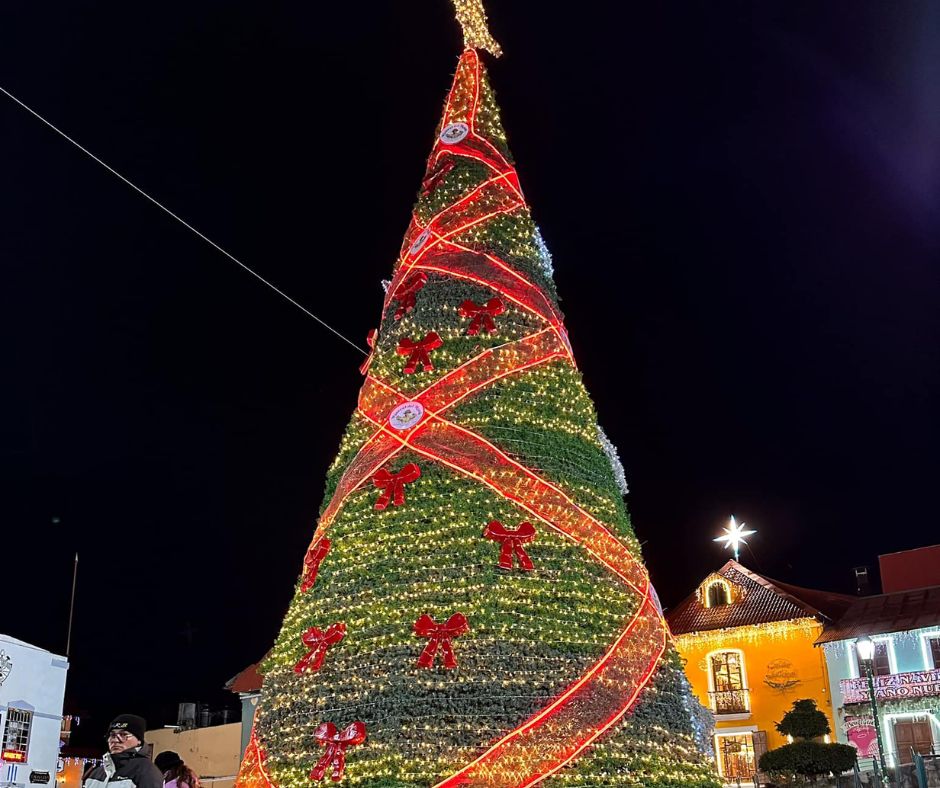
[294,622,346,674]
[484,521,536,571]
[414,612,469,669]
[397,332,443,373]
[393,272,428,320]
[300,538,331,593]
[459,298,505,336]
[309,721,367,782]
[372,463,421,510]
[358,329,377,376]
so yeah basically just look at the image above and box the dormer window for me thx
[699,575,738,608]
[708,582,731,607]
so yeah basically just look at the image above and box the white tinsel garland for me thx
[533,227,554,278]
[597,425,629,495]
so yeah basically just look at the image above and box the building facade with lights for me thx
[816,546,940,768]
[0,634,69,788]
[668,561,854,782]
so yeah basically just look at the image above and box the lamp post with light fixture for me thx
[855,635,889,779]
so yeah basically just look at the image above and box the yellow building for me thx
[668,560,854,783]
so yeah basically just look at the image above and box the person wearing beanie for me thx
[82,714,164,788]
[154,751,200,788]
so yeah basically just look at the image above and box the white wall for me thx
[0,635,69,787]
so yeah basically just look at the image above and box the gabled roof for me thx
[225,661,264,694]
[667,560,855,636]
[814,585,940,645]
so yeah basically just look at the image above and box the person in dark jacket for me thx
[82,714,164,788]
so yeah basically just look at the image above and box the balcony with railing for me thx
[710,688,750,715]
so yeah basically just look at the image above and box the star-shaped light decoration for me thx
[451,0,503,57]
[713,516,756,561]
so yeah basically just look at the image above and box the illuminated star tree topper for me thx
[450,0,503,57]
[713,515,756,561]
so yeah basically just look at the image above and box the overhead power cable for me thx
[0,83,367,356]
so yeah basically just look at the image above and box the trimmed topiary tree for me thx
[775,699,831,741]
[759,742,857,784]
[759,699,856,785]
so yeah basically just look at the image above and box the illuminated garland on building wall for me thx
[234,5,720,787]
[674,618,822,651]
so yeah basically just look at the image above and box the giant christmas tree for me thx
[235,3,720,786]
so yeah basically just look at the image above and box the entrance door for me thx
[717,733,756,780]
[893,716,934,764]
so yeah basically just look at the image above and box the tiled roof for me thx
[225,661,264,693]
[815,585,940,644]
[667,560,855,636]
[767,578,857,621]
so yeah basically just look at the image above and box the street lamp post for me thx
[856,636,889,780]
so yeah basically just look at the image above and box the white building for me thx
[0,635,69,788]
[817,586,940,768]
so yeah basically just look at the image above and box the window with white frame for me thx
[922,634,940,670]
[851,638,895,678]
[1,708,33,762]
[871,641,892,676]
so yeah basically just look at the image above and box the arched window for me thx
[707,582,730,607]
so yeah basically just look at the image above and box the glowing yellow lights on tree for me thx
[450,0,503,57]
[713,515,756,561]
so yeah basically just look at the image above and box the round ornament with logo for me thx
[439,123,469,145]
[388,402,425,431]
[409,228,432,256]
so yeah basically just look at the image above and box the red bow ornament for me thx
[294,622,346,674]
[459,298,505,336]
[300,538,331,593]
[484,521,536,571]
[397,332,442,373]
[358,329,377,376]
[414,612,469,669]
[310,721,367,782]
[373,463,421,510]
[421,160,455,197]
[393,272,428,320]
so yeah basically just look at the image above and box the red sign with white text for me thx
[841,669,940,704]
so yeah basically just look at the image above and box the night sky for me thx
[3,1,938,745]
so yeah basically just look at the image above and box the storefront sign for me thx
[844,716,880,758]
[841,668,940,704]
[30,771,51,784]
